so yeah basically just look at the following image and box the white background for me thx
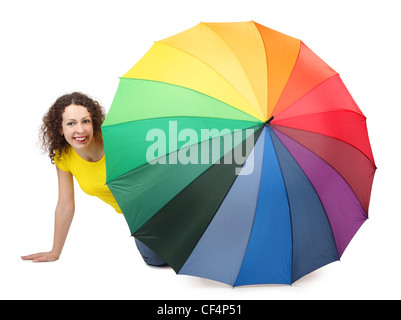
[1,0,400,300]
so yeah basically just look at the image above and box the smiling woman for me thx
[21,92,165,266]
[39,92,105,164]
[60,104,102,161]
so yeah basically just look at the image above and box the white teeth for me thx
[75,137,86,141]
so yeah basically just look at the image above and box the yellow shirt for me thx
[54,147,122,213]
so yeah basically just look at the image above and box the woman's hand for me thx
[21,252,60,263]
[22,168,75,264]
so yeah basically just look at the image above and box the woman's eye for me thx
[67,122,74,126]
[83,119,91,124]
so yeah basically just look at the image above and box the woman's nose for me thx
[76,123,84,133]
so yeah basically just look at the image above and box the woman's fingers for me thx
[21,253,44,260]
[21,252,58,262]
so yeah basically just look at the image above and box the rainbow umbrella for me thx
[102,21,376,286]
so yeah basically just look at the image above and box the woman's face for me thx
[61,104,94,150]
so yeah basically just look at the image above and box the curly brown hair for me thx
[40,92,106,163]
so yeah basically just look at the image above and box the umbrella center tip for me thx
[265,116,274,126]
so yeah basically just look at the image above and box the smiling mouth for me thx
[74,136,88,142]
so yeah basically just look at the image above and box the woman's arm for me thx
[21,167,75,262]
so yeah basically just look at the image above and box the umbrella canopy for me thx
[102,21,376,286]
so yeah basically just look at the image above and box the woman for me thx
[21,92,165,266]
